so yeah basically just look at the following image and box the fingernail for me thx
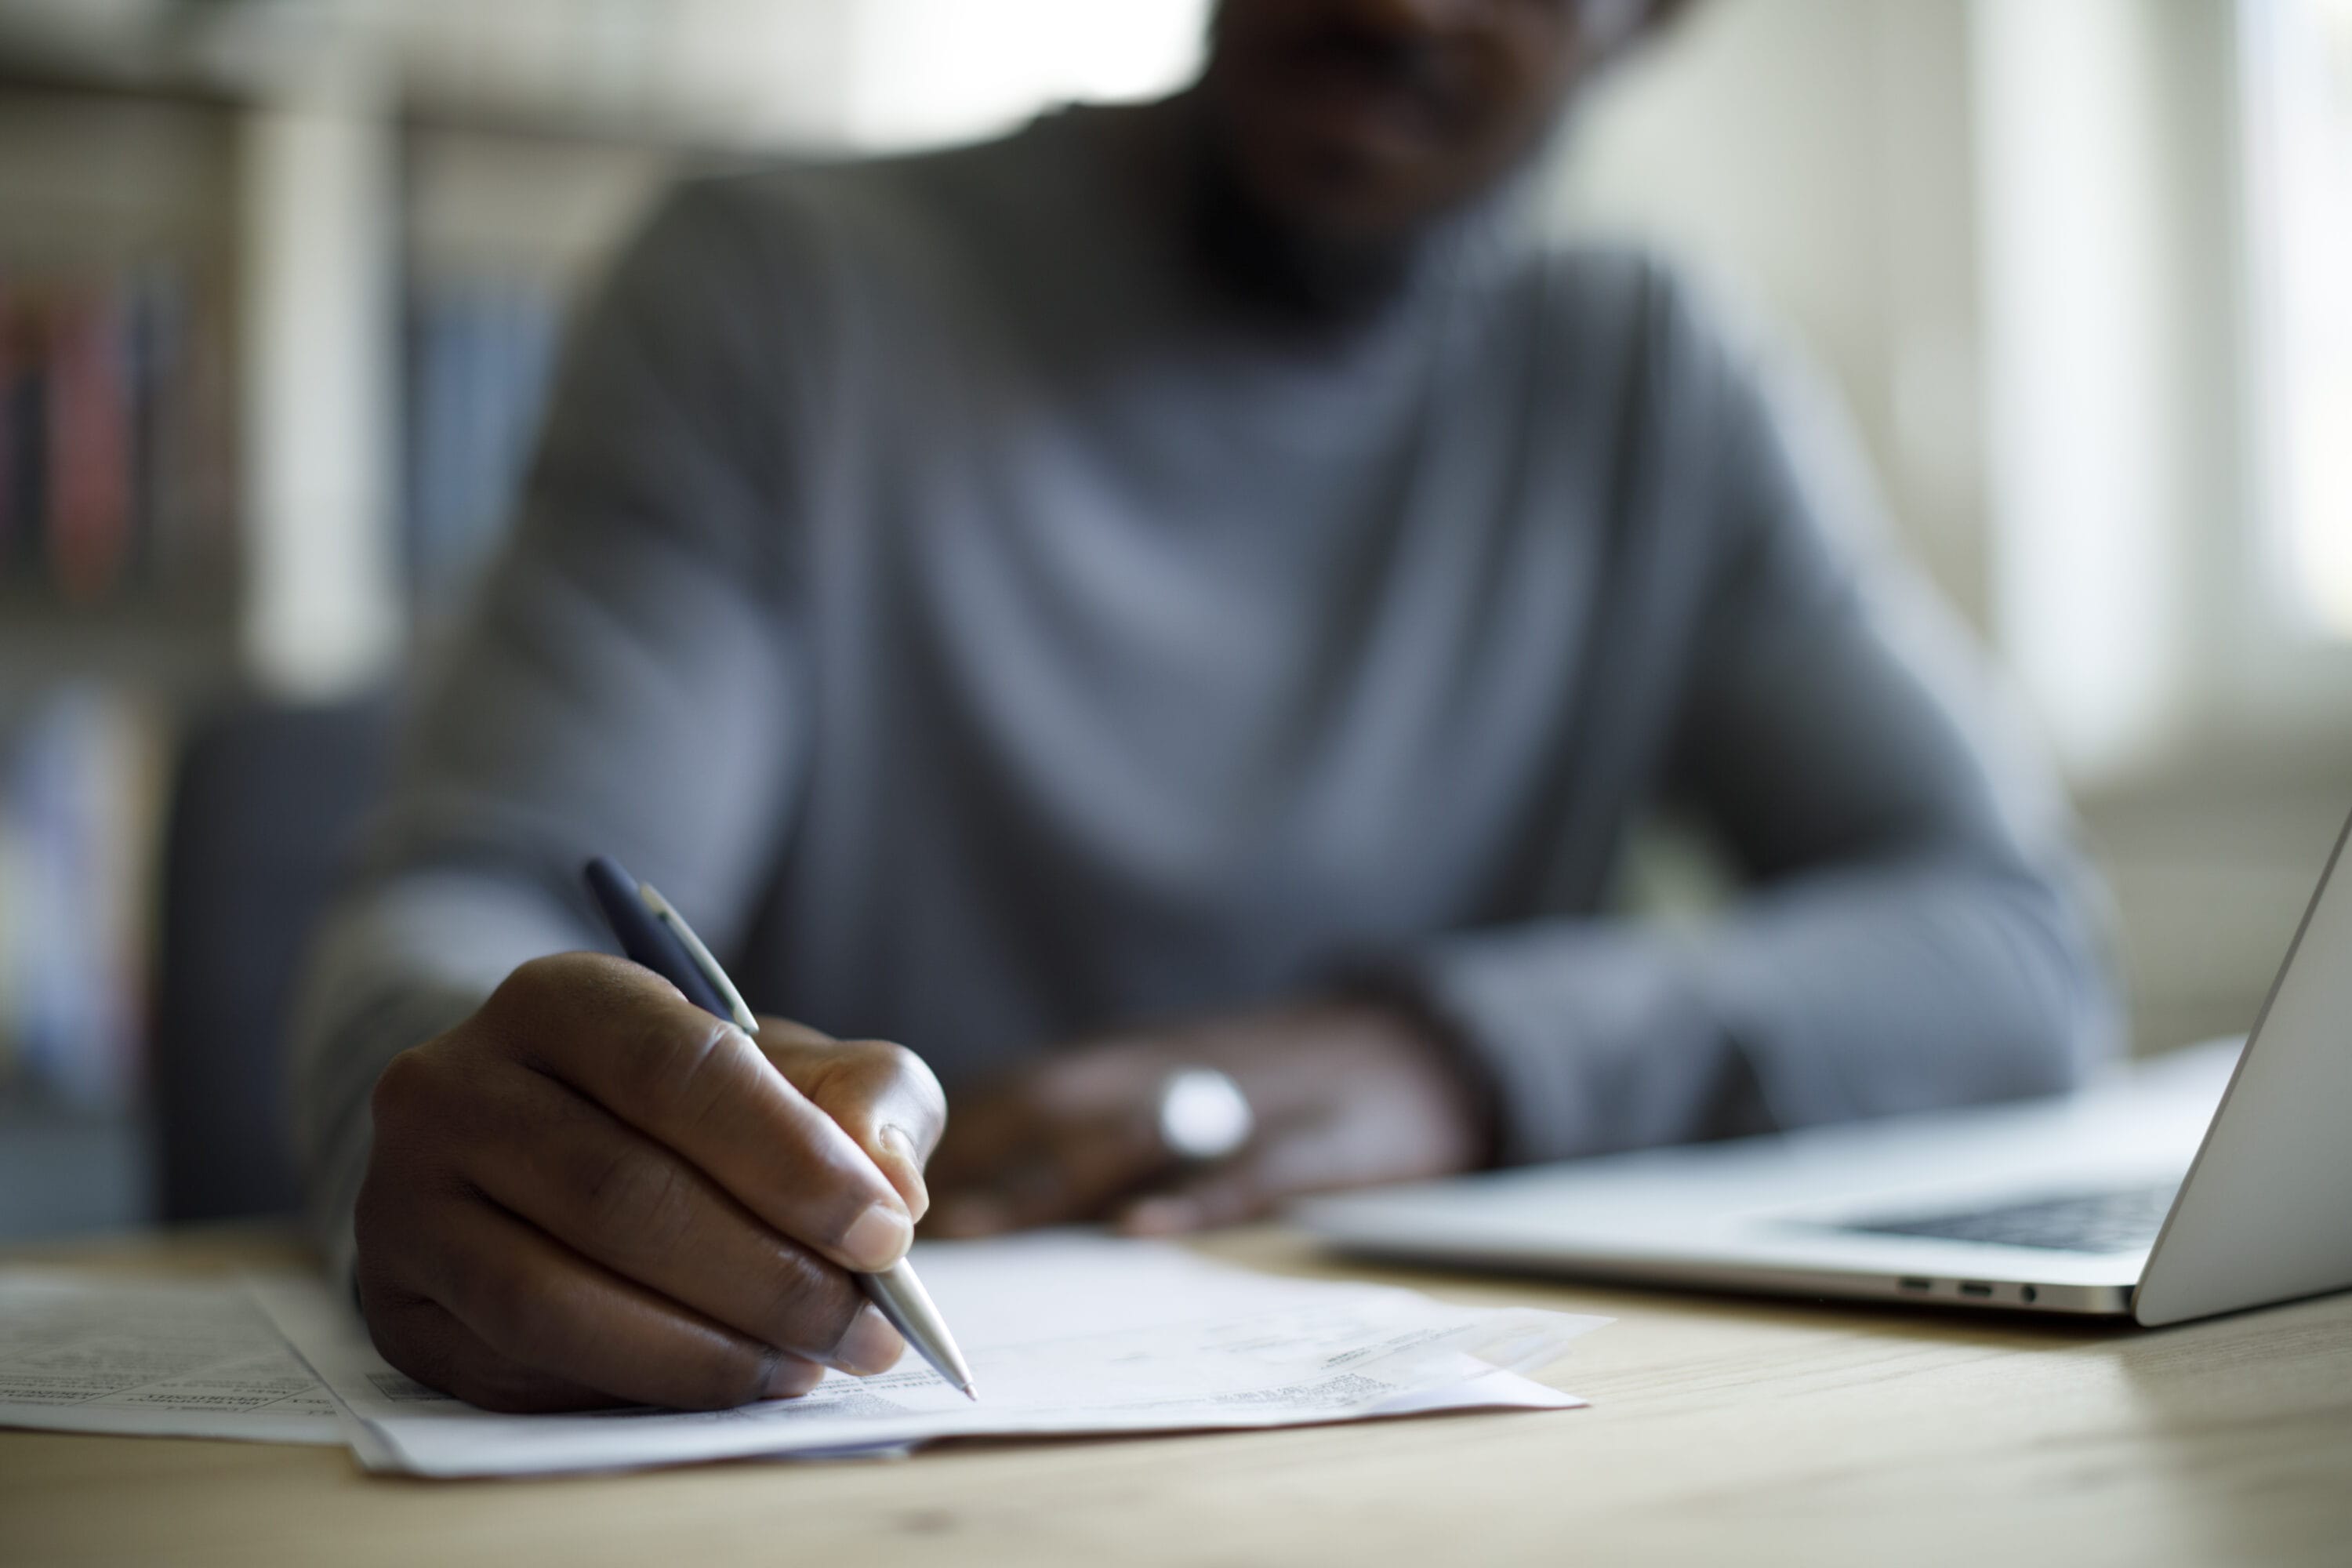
[764,1355,823,1399]
[879,1126,931,1221]
[840,1201,913,1270]
[833,1306,906,1376]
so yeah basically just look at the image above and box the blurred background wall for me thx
[0,0,2346,1240]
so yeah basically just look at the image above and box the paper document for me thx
[0,1270,341,1444]
[257,1234,1606,1477]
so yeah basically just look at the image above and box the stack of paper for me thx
[0,1272,339,1444]
[4,1235,1608,1478]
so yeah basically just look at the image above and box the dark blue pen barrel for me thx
[583,855,731,1019]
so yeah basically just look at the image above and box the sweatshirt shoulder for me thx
[1497,239,1771,401]
[615,156,909,278]
[644,125,1039,258]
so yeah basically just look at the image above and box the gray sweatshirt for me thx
[290,104,2117,1275]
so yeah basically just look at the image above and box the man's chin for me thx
[1232,144,1454,253]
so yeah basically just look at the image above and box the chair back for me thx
[151,695,392,1223]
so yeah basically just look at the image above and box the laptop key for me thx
[1822,1181,2180,1254]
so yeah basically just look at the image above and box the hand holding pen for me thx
[348,866,970,1413]
[583,856,975,1399]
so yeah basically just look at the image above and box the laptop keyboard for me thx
[1829,1181,2180,1254]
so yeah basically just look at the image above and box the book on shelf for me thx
[0,684,168,1112]
[404,272,562,619]
[0,262,237,608]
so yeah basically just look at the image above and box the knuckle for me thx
[352,1145,466,1290]
[482,956,561,1028]
[368,1045,438,1127]
[365,1305,458,1396]
[351,1166,402,1258]
[482,953,613,1050]
[878,1040,946,1106]
[457,1258,542,1355]
[353,1264,409,1346]
[363,1046,482,1198]
[496,951,583,1004]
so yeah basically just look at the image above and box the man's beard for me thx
[1178,93,1425,325]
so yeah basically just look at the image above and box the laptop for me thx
[1300,808,2352,1327]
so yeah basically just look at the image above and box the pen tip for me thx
[960,1382,978,1402]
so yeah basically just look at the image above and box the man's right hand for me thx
[354,952,946,1413]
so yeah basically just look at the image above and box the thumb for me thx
[759,1024,947,1224]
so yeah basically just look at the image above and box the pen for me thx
[583,855,978,1401]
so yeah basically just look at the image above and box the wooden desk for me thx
[6,1225,2350,1567]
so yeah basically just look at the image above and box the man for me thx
[292,0,2114,1414]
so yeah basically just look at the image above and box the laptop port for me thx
[1958,1281,1995,1298]
[1898,1277,1933,1292]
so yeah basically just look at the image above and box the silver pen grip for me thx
[858,1257,976,1399]
[618,873,975,1400]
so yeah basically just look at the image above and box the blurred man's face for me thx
[1202,0,1627,243]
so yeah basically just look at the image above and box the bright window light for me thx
[2243,0,2352,639]
[844,0,1211,152]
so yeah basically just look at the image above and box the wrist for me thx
[1321,986,1501,1170]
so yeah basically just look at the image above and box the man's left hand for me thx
[924,997,1490,1237]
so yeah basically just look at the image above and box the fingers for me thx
[480,954,914,1272]
[924,1076,1058,1187]
[358,953,958,1413]
[1117,1169,1266,1236]
[927,1089,1172,1237]
[361,1294,612,1414]
[926,1040,1196,1235]
[759,1026,948,1223]
[1116,1125,1337,1236]
[452,1058,904,1374]
[359,1183,829,1413]
[931,1116,1170,1236]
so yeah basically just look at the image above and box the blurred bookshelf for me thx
[0,0,1209,1241]
[397,122,689,613]
[0,69,239,1242]
[0,0,852,1240]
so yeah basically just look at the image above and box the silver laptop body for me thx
[1301,809,2352,1327]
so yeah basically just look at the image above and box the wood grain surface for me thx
[5,1224,2349,1566]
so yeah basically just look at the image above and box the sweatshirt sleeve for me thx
[285,180,815,1280]
[1388,274,2122,1166]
